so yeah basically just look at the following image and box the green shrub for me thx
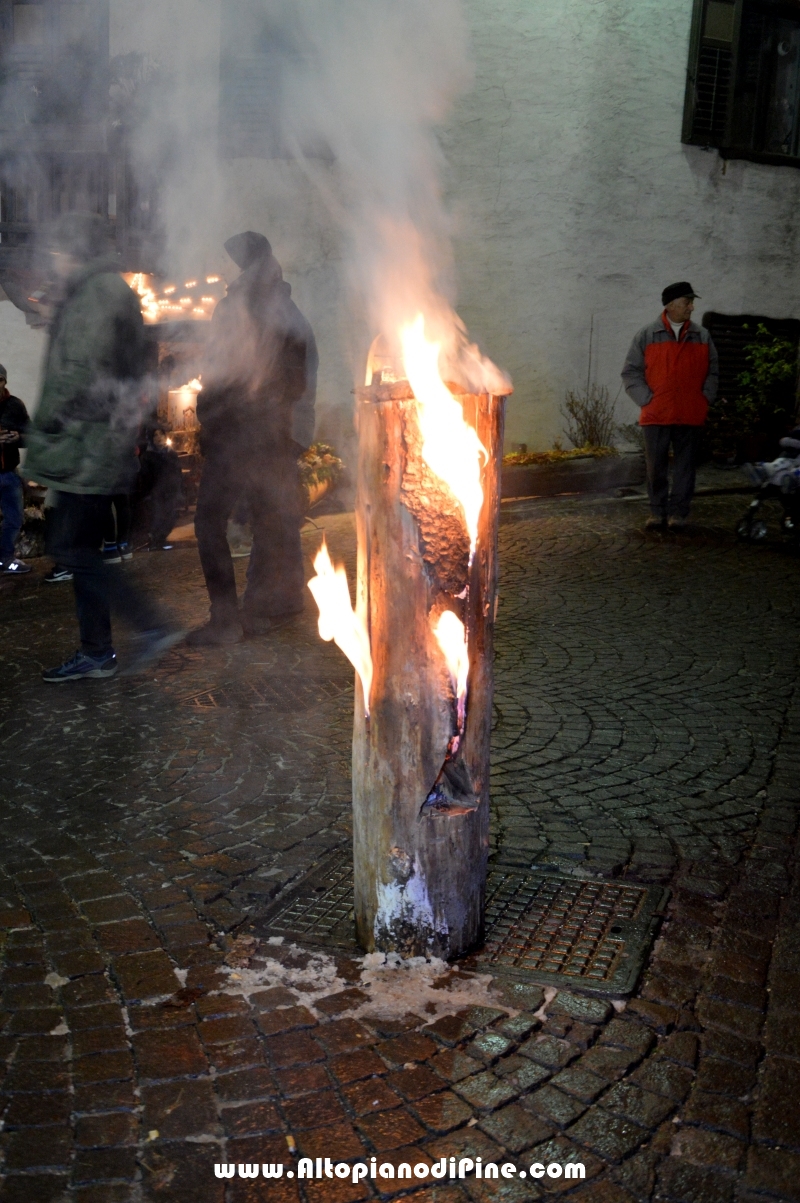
[707,323,798,457]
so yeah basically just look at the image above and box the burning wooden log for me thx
[354,330,509,962]
[309,317,509,960]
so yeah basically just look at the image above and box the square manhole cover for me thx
[254,848,667,997]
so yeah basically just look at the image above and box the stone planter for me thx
[501,452,646,500]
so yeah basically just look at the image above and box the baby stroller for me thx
[737,428,800,545]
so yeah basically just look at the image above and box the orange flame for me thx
[307,537,373,716]
[433,610,469,730]
[125,272,160,323]
[122,275,223,324]
[400,314,487,558]
[176,377,202,396]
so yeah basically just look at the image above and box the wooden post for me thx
[352,382,507,959]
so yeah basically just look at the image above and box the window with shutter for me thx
[684,1,736,145]
[684,0,800,167]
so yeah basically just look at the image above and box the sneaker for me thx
[185,620,244,647]
[42,649,117,682]
[668,517,688,530]
[148,541,174,551]
[122,626,187,676]
[119,542,133,561]
[1,558,32,574]
[644,516,666,530]
[102,543,121,564]
[45,565,74,583]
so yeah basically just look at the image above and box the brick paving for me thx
[0,491,798,1201]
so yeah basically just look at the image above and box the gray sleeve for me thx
[703,334,719,404]
[621,329,653,408]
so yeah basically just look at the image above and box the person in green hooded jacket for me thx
[26,213,182,681]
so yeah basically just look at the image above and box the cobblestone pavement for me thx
[0,491,798,1202]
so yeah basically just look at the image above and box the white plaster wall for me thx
[447,0,800,449]
[0,302,46,415]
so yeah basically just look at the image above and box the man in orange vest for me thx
[622,282,718,530]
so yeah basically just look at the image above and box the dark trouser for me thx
[47,492,167,658]
[148,457,183,546]
[194,446,305,628]
[0,470,23,562]
[103,494,132,546]
[642,425,702,520]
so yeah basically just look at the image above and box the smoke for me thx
[0,0,508,400]
[124,0,507,393]
[111,1,226,280]
[253,0,508,390]
[270,0,468,342]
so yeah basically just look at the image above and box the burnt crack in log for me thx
[421,749,479,818]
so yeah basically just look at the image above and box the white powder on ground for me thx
[220,944,517,1023]
[216,938,627,1026]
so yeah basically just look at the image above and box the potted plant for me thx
[298,442,345,508]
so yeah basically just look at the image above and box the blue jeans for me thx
[0,471,23,563]
[46,491,168,658]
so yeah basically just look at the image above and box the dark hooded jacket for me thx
[198,236,317,453]
[25,257,147,494]
[0,392,29,472]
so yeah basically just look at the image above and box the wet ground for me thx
[0,489,798,1202]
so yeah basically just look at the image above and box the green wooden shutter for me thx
[682,0,742,148]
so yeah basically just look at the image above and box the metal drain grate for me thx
[255,848,667,997]
[481,870,663,994]
[264,852,355,946]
